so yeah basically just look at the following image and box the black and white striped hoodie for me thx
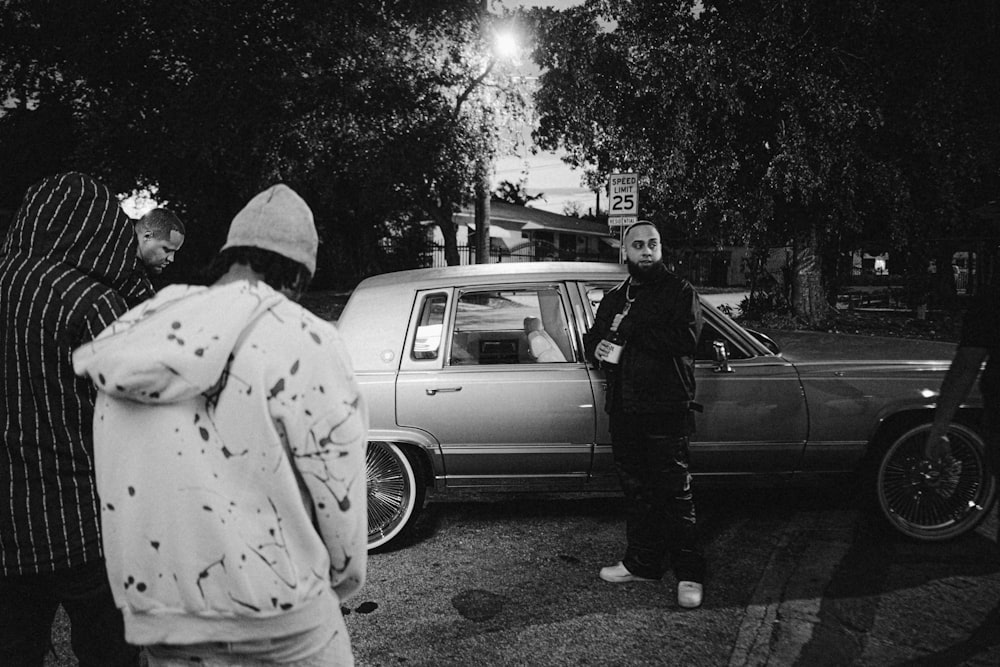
[1,172,149,575]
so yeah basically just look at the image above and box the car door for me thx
[578,283,808,481]
[395,283,598,489]
[690,309,809,477]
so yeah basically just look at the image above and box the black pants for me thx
[610,412,705,583]
[0,559,140,667]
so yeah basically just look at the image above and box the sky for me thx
[493,151,598,216]
[495,0,595,215]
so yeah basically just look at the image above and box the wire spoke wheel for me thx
[877,423,996,541]
[366,442,423,550]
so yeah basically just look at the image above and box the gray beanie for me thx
[222,184,318,275]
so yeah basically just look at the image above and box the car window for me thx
[411,292,447,360]
[450,286,573,365]
[582,281,621,324]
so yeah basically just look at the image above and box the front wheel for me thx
[366,442,426,551]
[876,422,996,541]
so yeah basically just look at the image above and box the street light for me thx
[494,29,519,61]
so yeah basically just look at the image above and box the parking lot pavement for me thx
[731,503,1000,666]
[728,508,858,665]
[339,488,999,667]
[45,488,999,666]
[797,507,1000,666]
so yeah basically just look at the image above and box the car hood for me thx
[757,329,957,365]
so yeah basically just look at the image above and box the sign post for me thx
[608,172,638,263]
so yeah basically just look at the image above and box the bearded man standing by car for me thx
[584,220,706,609]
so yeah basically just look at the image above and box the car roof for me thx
[340,263,630,372]
[354,261,628,290]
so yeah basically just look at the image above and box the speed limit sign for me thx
[608,172,638,219]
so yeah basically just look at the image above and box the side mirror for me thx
[747,328,781,355]
[713,340,734,373]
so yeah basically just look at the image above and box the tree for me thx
[403,1,529,266]
[494,178,545,205]
[562,201,584,218]
[0,0,529,282]
[0,0,139,212]
[531,0,1000,326]
[870,2,1000,306]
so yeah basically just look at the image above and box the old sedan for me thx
[336,262,995,550]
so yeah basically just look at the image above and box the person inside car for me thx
[524,316,566,362]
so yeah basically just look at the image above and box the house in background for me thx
[425,199,619,266]
[422,199,777,288]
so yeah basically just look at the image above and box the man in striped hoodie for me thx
[1,172,147,666]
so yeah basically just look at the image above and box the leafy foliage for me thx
[531,0,1000,326]
[4,0,997,299]
[494,179,544,205]
[0,0,529,284]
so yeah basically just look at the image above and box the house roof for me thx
[455,200,611,238]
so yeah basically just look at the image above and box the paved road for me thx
[342,487,999,666]
[44,486,999,666]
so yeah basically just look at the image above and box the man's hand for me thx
[595,339,613,362]
[610,313,626,332]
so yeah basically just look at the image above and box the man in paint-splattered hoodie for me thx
[74,184,368,665]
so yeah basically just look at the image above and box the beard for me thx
[627,257,663,280]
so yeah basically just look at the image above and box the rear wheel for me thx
[366,442,426,551]
[875,422,996,541]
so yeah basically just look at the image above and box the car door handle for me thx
[426,387,463,395]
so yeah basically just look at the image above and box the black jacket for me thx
[584,263,702,416]
[1,172,145,575]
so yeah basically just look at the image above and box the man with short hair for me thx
[134,207,185,275]
[1,172,145,666]
[74,184,368,665]
[584,220,707,609]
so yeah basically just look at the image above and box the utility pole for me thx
[474,0,492,264]
[474,147,491,264]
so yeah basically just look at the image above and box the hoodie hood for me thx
[2,172,141,290]
[73,280,285,404]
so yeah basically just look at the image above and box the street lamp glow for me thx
[494,30,519,60]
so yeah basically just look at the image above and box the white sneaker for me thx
[599,561,657,583]
[677,581,703,609]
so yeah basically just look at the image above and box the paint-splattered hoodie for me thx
[72,279,368,651]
